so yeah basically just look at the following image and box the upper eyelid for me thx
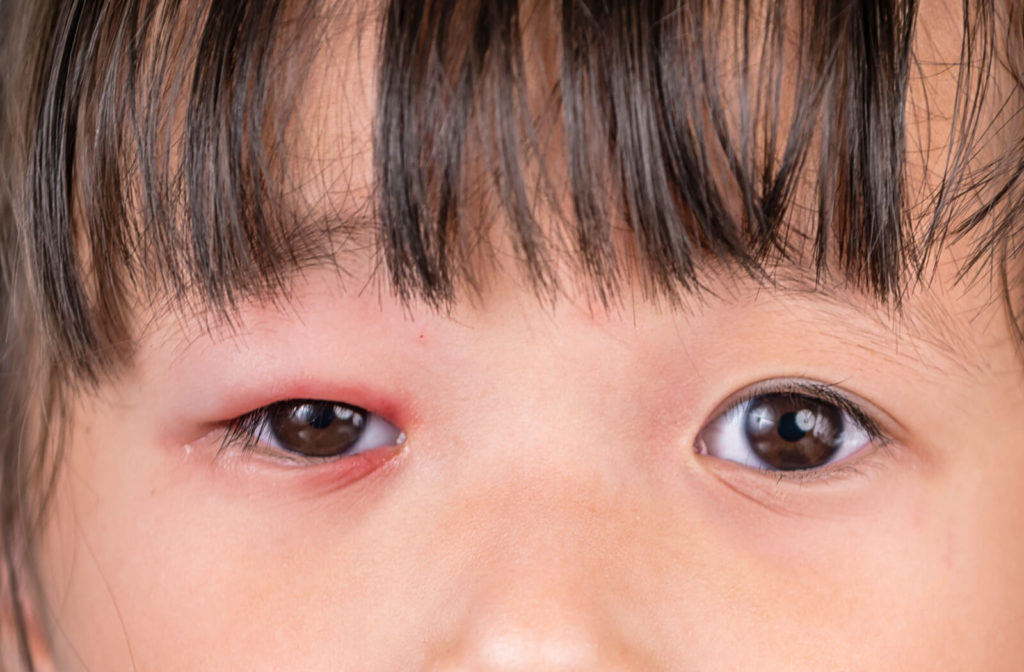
[778,383,881,439]
[706,378,895,441]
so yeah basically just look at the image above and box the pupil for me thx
[777,412,808,442]
[303,404,337,430]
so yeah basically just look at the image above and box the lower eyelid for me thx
[217,428,402,468]
[243,446,407,492]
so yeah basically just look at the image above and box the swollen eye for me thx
[255,400,404,459]
[697,392,872,471]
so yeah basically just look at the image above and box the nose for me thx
[423,459,670,671]
[431,622,644,671]
[431,606,625,671]
[412,340,686,671]
[428,571,664,671]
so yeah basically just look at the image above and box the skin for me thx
[15,0,1024,669]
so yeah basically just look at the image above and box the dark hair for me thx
[2,0,1023,668]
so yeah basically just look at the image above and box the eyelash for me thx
[219,407,292,462]
[697,380,893,483]
[218,401,404,465]
[221,410,274,455]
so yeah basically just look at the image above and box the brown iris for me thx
[267,401,367,458]
[743,394,844,470]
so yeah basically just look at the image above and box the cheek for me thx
[37,420,243,669]
[630,483,962,669]
[36,404,463,670]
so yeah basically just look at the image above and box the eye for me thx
[226,400,405,462]
[695,386,877,472]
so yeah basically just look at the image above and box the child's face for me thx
[29,2,1024,669]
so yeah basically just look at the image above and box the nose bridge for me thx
[426,372,667,670]
[428,486,657,671]
[449,359,640,580]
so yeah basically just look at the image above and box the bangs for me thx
[379,0,919,304]
[5,0,1024,382]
